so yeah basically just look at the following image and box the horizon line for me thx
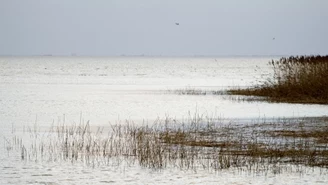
[0,54,313,58]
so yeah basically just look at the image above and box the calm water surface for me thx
[1,56,327,128]
[0,56,327,184]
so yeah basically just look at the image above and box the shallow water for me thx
[1,56,327,184]
[0,56,327,128]
[1,157,327,185]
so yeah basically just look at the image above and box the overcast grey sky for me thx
[0,0,327,56]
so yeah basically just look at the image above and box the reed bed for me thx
[5,116,328,174]
[229,55,328,104]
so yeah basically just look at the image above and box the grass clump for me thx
[7,116,328,174]
[229,55,328,104]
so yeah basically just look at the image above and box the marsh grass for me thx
[168,87,225,95]
[229,55,328,104]
[6,116,328,174]
[169,87,267,102]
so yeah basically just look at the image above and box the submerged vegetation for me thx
[167,87,225,95]
[229,55,328,104]
[5,116,328,174]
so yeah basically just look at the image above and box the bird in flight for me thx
[175,23,180,26]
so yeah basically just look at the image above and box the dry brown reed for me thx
[229,55,328,104]
[7,116,328,174]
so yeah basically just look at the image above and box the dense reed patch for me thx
[5,116,328,174]
[229,55,328,104]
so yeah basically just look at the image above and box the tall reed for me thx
[8,116,328,174]
[230,55,328,104]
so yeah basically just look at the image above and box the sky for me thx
[0,0,328,56]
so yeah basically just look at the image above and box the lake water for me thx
[1,56,327,184]
[1,56,327,128]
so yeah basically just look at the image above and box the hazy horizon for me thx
[0,54,289,57]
